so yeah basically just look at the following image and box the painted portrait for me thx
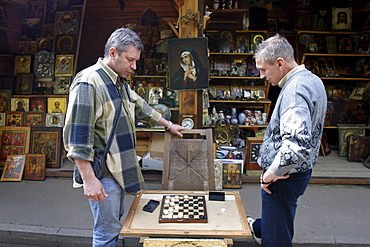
[168,37,209,90]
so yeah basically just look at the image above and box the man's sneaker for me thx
[247,216,261,245]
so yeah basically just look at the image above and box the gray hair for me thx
[104,28,144,57]
[253,33,295,65]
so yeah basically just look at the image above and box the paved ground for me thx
[0,177,370,246]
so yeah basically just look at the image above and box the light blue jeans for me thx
[88,177,125,247]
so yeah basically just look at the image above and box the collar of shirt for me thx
[97,58,120,85]
[278,64,305,88]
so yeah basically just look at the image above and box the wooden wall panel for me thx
[77,0,178,72]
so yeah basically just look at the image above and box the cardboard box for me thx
[142,133,165,171]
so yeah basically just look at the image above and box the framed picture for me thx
[0,76,14,90]
[0,6,8,27]
[222,160,243,189]
[235,34,250,53]
[45,0,70,23]
[45,113,65,127]
[147,87,163,105]
[11,98,29,112]
[168,38,209,90]
[18,41,37,54]
[296,10,312,30]
[278,17,294,35]
[47,97,67,113]
[24,153,46,181]
[251,34,265,53]
[30,127,62,168]
[30,97,47,112]
[24,111,45,127]
[134,86,148,101]
[54,10,80,36]
[0,89,12,112]
[319,133,331,156]
[55,54,74,76]
[309,43,318,53]
[27,1,47,22]
[0,113,5,126]
[332,7,352,31]
[0,31,10,53]
[244,137,263,171]
[305,59,320,75]
[53,76,71,94]
[5,111,24,126]
[313,9,331,31]
[34,50,55,78]
[1,155,26,181]
[219,31,236,53]
[36,37,53,52]
[355,34,370,54]
[20,18,42,41]
[15,74,33,94]
[298,34,314,53]
[0,126,31,165]
[14,55,32,75]
[338,37,353,54]
[40,23,54,37]
[54,34,76,54]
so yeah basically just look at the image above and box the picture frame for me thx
[11,98,29,112]
[36,37,53,52]
[168,37,209,90]
[47,97,67,113]
[134,86,148,101]
[55,54,74,76]
[296,10,312,30]
[54,10,80,36]
[24,153,46,181]
[18,41,37,54]
[1,155,26,181]
[45,113,65,127]
[332,7,352,31]
[15,74,34,94]
[320,133,331,156]
[54,34,76,54]
[5,111,24,127]
[30,97,47,112]
[338,37,353,54]
[24,111,45,127]
[244,137,263,171]
[0,6,8,27]
[0,126,31,165]
[53,76,71,94]
[313,9,331,31]
[27,1,47,22]
[20,18,42,41]
[40,23,54,37]
[14,55,32,75]
[30,127,62,168]
[147,87,163,105]
[251,34,265,53]
[222,160,243,189]
[267,18,278,33]
[355,34,370,54]
[34,50,55,78]
[235,34,250,53]
[219,30,236,53]
[0,89,12,112]
[305,59,320,75]
[0,113,5,126]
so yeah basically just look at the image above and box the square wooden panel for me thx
[244,137,263,171]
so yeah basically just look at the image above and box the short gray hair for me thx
[104,28,144,57]
[253,34,295,65]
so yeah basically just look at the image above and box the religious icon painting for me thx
[54,34,76,54]
[34,50,55,78]
[1,155,26,181]
[0,126,31,165]
[18,41,37,54]
[27,1,47,22]
[29,97,47,112]
[14,55,32,75]
[5,111,24,127]
[15,73,33,94]
[53,76,71,94]
[47,97,67,114]
[45,113,65,127]
[20,18,42,41]
[24,153,46,181]
[11,98,29,112]
[332,7,352,31]
[36,37,53,52]
[24,111,45,127]
[30,127,62,168]
[55,54,74,76]
[222,161,243,189]
[54,10,80,35]
[168,38,209,90]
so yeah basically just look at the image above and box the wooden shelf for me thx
[132,75,166,78]
[210,52,255,55]
[12,95,69,98]
[320,77,370,81]
[209,99,271,104]
[301,53,370,64]
[324,126,370,129]
[210,76,262,79]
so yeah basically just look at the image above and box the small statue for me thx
[242,14,249,30]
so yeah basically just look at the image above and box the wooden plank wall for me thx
[77,0,178,72]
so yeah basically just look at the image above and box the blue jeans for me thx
[88,177,125,247]
[253,170,312,247]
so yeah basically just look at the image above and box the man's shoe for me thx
[247,216,261,245]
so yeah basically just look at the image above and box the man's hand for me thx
[168,123,187,138]
[75,159,108,202]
